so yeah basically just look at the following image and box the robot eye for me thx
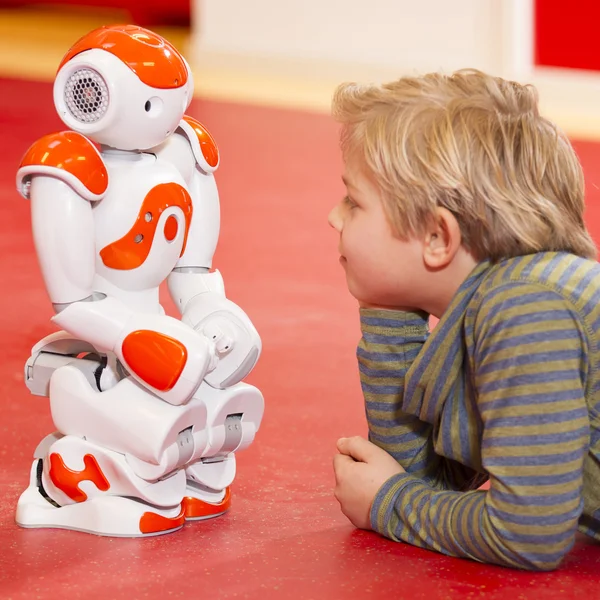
[65,68,109,124]
[145,100,152,112]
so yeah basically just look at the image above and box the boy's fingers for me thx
[338,436,374,462]
[333,453,353,468]
[333,453,354,479]
[337,437,358,453]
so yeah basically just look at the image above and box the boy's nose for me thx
[328,203,343,232]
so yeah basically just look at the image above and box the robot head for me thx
[53,25,194,151]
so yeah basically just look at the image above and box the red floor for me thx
[1,77,600,599]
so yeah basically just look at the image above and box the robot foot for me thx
[183,480,231,521]
[16,459,185,537]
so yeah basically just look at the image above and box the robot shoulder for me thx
[177,115,220,174]
[16,131,108,201]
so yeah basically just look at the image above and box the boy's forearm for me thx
[370,473,580,571]
[359,309,462,487]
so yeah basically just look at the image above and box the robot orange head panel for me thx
[58,25,188,90]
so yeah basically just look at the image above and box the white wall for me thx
[190,0,600,137]
[195,0,501,75]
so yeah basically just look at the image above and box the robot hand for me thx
[115,310,219,403]
[52,295,218,405]
[181,293,261,389]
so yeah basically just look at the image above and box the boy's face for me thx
[328,158,426,309]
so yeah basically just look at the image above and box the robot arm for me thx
[170,271,262,390]
[157,117,262,389]
[152,115,221,279]
[17,131,105,307]
[17,133,216,406]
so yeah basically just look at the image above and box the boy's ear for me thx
[422,207,463,269]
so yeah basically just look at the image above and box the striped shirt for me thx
[360,252,600,571]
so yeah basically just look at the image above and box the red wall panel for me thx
[536,0,600,71]
[2,1,190,26]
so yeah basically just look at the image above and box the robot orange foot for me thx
[183,480,232,521]
[16,459,186,537]
[16,459,232,536]
[183,487,232,520]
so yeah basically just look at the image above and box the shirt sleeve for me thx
[368,283,590,571]
[359,308,488,491]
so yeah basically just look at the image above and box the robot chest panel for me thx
[93,157,193,287]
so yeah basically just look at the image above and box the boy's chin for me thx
[350,287,418,310]
[347,281,381,307]
[346,278,404,309]
[349,290,386,309]
[345,279,364,304]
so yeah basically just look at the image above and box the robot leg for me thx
[182,382,264,520]
[48,364,209,480]
[17,340,212,536]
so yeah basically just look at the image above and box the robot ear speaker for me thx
[64,67,110,125]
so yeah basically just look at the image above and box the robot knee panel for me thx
[196,382,264,457]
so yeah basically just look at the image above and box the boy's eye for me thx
[343,195,357,209]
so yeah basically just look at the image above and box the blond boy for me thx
[329,69,600,571]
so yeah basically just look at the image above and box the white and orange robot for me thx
[14,25,264,536]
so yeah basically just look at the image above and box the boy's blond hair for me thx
[332,69,597,262]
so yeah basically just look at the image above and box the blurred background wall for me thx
[1,0,191,26]
[2,0,600,137]
[190,0,600,137]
